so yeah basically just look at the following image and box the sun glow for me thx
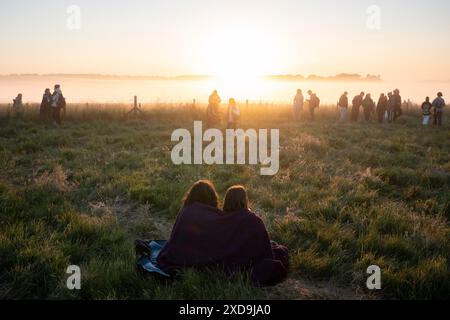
[204,26,277,82]
[202,25,279,95]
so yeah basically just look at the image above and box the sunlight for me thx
[201,25,279,98]
[203,25,277,80]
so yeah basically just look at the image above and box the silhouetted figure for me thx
[362,93,375,122]
[40,88,52,121]
[387,92,395,123]
[156,180,289,286]
[393,89,402,121]
[432,92,445,126]
[307,90,320,121]
[51,84,65,125]
[338,91,349,122]
[227,98,240,129]
[376,93,388,123]
[13,93,23,115]
[206,90,221,128]
[351,92,364,122]
[293,89,304,122]
[421,97,432,126]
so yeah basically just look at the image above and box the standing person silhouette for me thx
[376,93,388,123]
[51,84,65,125]
[227,98,240,129]
[393,89,402,121]
[206,90,221,128]
[432,92,445,126]
[293,89,304,122]
[338,91,349,122]
[351,92,364,122]
[387,92,395,123]
[362,93,375,122]
[13,93,23,116]
[40,88,52,121]
[307,90,320,121]
[421,97,432,126]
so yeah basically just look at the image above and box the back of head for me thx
[223,185,249,213]
[183,180,219,208]
[437,92,443,97]
[229,98,236,106]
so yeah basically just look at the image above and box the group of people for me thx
[146,180,289,286]
[206,90,241,129]
[292,89,445,125]
[293,89,321,121]
[421,92,446,126]
[337,89,403,123]
[12,84,66,125]
[207,88,323,129]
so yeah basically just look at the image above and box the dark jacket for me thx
[339,95,348,108]
[352,95,363,107]
[377,96,388,113]
[157,203,288,286]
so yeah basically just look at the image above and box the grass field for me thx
[0,103,449,300]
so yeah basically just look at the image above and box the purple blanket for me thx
[157,203,288,286]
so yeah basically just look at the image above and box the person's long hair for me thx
[223,185,249,213]
[182,180,219,208]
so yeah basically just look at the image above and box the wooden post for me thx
[134,96,137,110]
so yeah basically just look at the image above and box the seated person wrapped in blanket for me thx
[136,181,288,286]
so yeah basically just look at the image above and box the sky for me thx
[1,0,449,81]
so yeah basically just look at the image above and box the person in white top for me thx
[227,98,240,129]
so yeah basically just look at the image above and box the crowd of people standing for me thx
[11,84,66,125]
[9,87,445,127]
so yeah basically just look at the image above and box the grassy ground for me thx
[0,103,449,300]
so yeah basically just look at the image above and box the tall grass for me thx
[0,103,448,299]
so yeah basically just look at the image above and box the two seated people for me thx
[136,180,289,286]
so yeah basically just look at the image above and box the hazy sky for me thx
[1,0,449,80]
